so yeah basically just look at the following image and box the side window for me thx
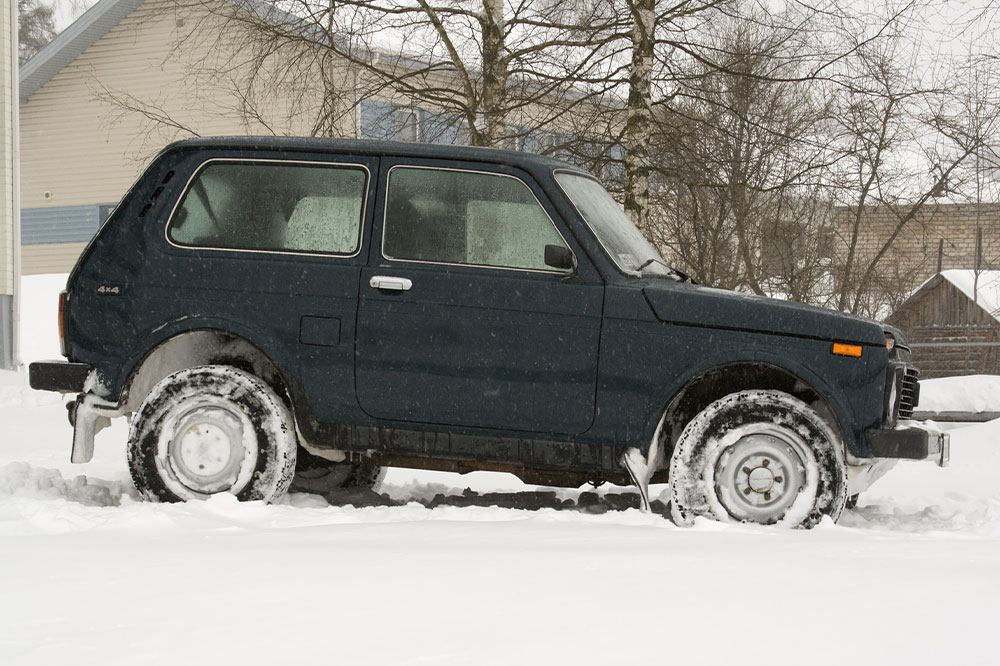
[383,167,570,272]
[168,161,367,255]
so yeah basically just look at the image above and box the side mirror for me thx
[544,244,574,271]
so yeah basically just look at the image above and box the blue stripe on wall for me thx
[21,204,116,245]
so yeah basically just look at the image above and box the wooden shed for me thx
[885,270,1000,378]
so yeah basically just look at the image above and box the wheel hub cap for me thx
[167,405,248,495]
[747,464,776,494]
[714,429,806,523]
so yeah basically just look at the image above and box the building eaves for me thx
[19,0,611,113]
[17,0,312,105]
[19,0,147,104]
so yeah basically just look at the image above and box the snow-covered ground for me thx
[3,275,1000,665]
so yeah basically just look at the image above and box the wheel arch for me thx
[656,360,851,466]
[116,324,297,416]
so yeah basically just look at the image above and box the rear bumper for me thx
[866,424,950,467]
[29,361,92,393]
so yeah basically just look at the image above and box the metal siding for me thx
[21,205,101,244]
[21,242,89,275]
[19,0,357,212]
[19,0,147,103]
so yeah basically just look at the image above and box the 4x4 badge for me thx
[96,284,121,295]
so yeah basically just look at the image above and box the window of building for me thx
[398,110,419,142]
[383,167,571,272]
[168,161,367,255]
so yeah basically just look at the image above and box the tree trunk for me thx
[624,0,653,232]
[480,0,507,147]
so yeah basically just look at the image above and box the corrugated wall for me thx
[19,0,358,273]
[21,204,115,244]
[21,242,90,275]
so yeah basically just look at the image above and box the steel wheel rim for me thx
[713,425,809,523]
[158,398,258,497]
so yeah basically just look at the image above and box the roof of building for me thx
[906,269,1000,323]
[19,0,145,103]
[18,0,306,104]
[19,0,599,109]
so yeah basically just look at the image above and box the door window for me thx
[382,167,571,272]
[168,161,367,255]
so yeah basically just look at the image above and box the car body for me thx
[29,137,948,525]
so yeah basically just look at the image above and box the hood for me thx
[642,282,885,346]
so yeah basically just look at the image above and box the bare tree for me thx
[645,7,839,300]
[18,0,56,64]
[830,27,1000,316]
[142,0,629,148]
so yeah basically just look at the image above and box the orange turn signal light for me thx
[832,342,862,358]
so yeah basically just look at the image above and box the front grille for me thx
[898,367,919,418]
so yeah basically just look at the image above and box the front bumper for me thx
[866,423,950,467]
[29,361,92,393]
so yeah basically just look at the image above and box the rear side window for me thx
[168,161,367,255]
[383,166,570,272]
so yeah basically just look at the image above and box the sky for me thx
[50,0,97,32]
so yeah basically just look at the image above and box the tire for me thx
[669,390,847,528]
[127,365,297,503]
[289,447,387,495]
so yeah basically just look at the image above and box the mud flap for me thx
[621,413,668,514]
[622,449,652,512]
[70,394,121,463]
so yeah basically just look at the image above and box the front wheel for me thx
[669,390,847,528]
[127,365,297,503]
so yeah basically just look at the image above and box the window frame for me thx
[164,157,371,259]
[380,164,576,275]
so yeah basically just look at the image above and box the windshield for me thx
[555,172,672,277]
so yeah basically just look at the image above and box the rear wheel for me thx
[127,365,296,503]
[669,390,847,528]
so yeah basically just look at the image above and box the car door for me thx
[155,153,378,424]
[355,159,604,435]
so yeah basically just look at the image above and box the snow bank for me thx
[18,273,68,364]
[0,462,132,507]
[5,272,1000,665]
[918,374,1000,412]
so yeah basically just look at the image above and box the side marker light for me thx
[832,342,862,358]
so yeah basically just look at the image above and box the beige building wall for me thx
[18,0,610,275]
[20,0,358,274]
[21,242,89,275]
[22,0,355,209]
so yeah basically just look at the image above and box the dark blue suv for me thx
[29,137,948,527]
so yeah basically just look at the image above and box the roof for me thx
[19,0,146,103]
[906,269,1000,323]
[19,0,603,109]
[939,270,1000,321]
[161,135,583,172]
[19,0,307,104]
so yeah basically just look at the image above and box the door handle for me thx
[369,275,413,291]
